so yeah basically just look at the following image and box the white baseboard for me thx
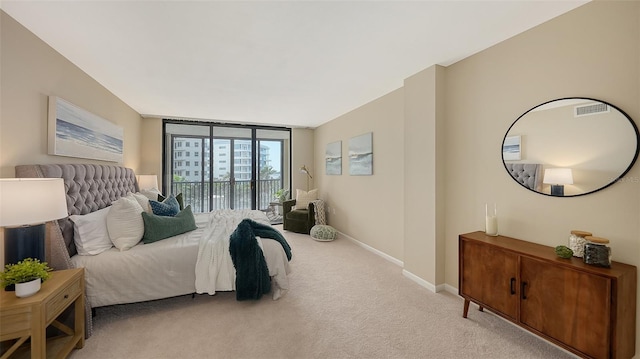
[402,269,437,292]
[443,283,458,295]
[338,230,454,294]
[338,231,404,267]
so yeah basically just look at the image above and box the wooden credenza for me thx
[459,231,636,359]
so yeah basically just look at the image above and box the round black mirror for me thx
[502,98,639,197]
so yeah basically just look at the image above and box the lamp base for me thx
[4,224,46,292]
[550,185,565,196]
[4,224,46,264]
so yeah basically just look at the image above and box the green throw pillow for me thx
[141,205,197,244]
[158,192,184,210]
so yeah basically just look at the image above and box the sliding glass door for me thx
[163,121,290,214]
[256,129,288,212]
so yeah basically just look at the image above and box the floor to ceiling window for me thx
[163,120,291,214]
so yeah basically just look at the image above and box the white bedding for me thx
[71,210,290,307]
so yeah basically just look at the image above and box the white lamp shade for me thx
[543,168,574,185]
[0,178,68,227]
[137,175,158,190]
[299,165,312,178]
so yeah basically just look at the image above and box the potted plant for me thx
[0,258,52,298]
[274,189,289,203]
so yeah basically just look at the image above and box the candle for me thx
[485,203,498,236]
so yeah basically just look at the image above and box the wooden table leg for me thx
[463,299,470,318]
[75,294,85,348]
[30,307,45,359]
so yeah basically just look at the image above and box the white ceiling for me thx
[1,1,588,128]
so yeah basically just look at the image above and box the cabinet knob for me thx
[510,278,516,295]
[521,282,528,300]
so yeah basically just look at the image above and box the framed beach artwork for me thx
[349,132,373,176]
[325,141,342,175]
[48,96,124,163]
[502,135,521,161]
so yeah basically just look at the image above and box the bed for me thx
[15,164,292,337]
[504,163,542,192]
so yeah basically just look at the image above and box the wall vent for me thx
[574,103,609,117]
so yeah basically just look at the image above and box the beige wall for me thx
[403,65,446,288]
[315,0,639,288]
[444,0,639,282]
[292,128,315,195]
[314,88,405,261]
[444,0,639,344]
[0,11,142,178]
[315,0,640,349]
[0,10,143,268]
[139,117,164,187]
[2,0,640,348]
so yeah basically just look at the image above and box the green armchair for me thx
[282,199,316,234]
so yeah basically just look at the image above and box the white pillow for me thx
[139,188,162,201]
[107,194,144,251]
[69,207,113,255]
[295,188,318,210]
[130,192,152,213]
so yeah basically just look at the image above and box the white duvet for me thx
[195,209,278,294]
[71,210,290,308]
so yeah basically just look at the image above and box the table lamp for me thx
[543,168,573,196]
[300,165,313,191]
[0,178,68,266]
[137,174,159,190]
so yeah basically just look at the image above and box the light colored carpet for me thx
[69,226,576,359]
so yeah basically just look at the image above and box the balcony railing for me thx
[171,179,283,213]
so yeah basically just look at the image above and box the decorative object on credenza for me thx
[0,258,52,297]
[349,132,373,176]
[554,245,573,259]
[567,230,592,258]
[48,96,124,162]
[484,203,498,236]
[543,168,573,196]
[325,141,342,175]
[0,178,68,269]
[300,165,313,191]
[583,236,612,268]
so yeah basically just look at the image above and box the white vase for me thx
[485,203,498,236]
[15,278,41,298]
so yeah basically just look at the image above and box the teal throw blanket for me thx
[229,219,292,300]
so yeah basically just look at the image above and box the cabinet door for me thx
[460,240,518,320]
[520,257,611,359]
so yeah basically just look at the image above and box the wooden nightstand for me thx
[0,268,85,358]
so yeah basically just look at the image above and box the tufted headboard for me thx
[504,163,542,192]
[14,163,137,339]
[15,164,138,259]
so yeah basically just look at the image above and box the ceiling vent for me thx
[574,103,609,117]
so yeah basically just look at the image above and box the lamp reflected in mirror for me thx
[543,168,573,196]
